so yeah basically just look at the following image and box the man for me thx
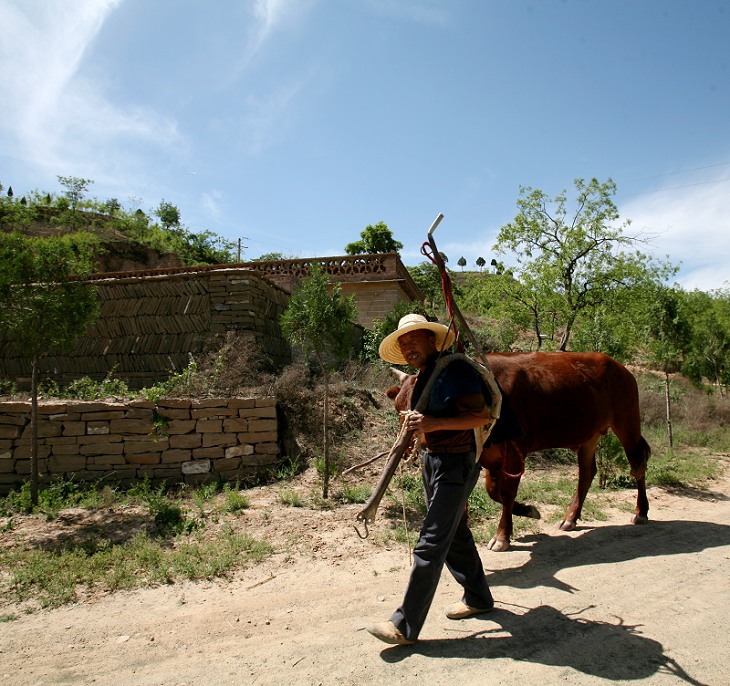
[366,314,495,646]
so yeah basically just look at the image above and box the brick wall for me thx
[0,397,283,495]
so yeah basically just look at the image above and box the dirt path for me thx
[2,459,729,686]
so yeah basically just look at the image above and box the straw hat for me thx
[378,314,456,365]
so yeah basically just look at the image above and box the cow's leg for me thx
[625,435,651,524]
[559,434,600,531]
[481,446,522,552]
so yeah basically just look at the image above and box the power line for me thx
[623,161,730,183]
[620,176,730,199]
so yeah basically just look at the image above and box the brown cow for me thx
[386,351,651,552]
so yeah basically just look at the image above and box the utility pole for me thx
[237,237,249,262]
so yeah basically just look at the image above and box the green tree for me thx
[476,256,486,272]
[57,175,93,211]
[344,221,403,255]
[154,200,181,230]
[0,181,33,230]
[280,263,358,498]
[0,232,100,505]
[681,289,730,392]
[645,286,693,448]
[570,293,641,362]
[408,261,444,310]
[103,198,121,216]
[494,177,675,350]
[54,176,94,230]
[172,228,235,265]
[457,256,467,271]
[251,252,288,262]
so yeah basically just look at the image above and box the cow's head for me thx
[385,368,417,416]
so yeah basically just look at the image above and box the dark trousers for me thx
[389,450,493,641]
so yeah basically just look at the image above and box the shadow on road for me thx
[493,519,730,591]
[380,605,709,685]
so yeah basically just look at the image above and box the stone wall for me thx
[0,253,416,392]
[0,268,292,390]
[0,397,283,495]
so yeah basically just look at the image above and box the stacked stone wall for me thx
[0,397,283,495]
[0,269,292,390]
[0,254,419,391]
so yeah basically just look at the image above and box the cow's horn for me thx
[390,368,409,383]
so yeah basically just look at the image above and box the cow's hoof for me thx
[558,519,576,531]
[523,505,541,520]
[631,514,648,525]
[487,536,510,552]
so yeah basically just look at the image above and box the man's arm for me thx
[404,392,491,434]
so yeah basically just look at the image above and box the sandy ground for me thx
[1,457,729,686]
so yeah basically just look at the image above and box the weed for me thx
[279,489,305,507]
[274,460,302,481]
[314,448,343,480]
[37,379,60,398]
[0,479,109,518]
[151,409,170,435]
[63,368,130,400]
[139,360,200,404]
[0,483,33,515]
[333,483,371,504]
[0,379,17,396]
[192,481,219,511]
[222,482,250,513]
[516,476,576,509]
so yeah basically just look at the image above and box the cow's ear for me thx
[385,386,401,400]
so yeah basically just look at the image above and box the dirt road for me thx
[2,459,729,686]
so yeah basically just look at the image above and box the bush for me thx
[63,370,130,400]
[596,432,630,489]
[140,334,276,401]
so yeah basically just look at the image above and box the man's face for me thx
[397,329,437,370]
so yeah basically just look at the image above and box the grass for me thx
[333,483,371,504]
[374,434,725,548]
[2,527,272,610]
[279,488,305,507]
[0,479,269,613]
[0,373,726,614]
[646,447,722,488]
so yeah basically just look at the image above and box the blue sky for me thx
[1,0,728,291]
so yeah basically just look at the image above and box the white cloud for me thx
[408,175,730,291]
[236,0,318,73]
[620,177,730,291]
[0,0,180,185]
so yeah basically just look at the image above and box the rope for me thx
[500,441,526,479]
[421,241,463,353]
[421,240,518,480]
[396,459,414,565]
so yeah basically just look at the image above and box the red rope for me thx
[422,241,522,481]
[500,442,526,479]
[420,241,464,353]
